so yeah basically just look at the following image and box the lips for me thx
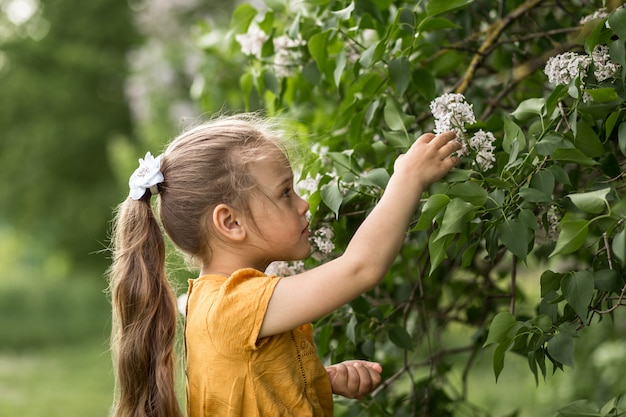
[302,222,310,235]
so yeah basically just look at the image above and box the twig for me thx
[454,0,547,95]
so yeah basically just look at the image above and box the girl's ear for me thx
[211,204,246,241]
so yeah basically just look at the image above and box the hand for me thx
[394,131,461,191]
[326,360,383,399]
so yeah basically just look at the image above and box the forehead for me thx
[248,157,293,189]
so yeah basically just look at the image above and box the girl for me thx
[108,114,460,417]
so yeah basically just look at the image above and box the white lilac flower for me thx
[544,52,591,86]
[592,44,621,82]
[265,260,306,276]
[468,130,496,171]
[580,8,608,25]
[430,93,482,161]
[430,93,476,139]
[311,226,335,255]
[296,174,321,197]
[235,23,268,59]
[272,34,306,78]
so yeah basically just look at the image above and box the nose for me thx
[297,195,309,214]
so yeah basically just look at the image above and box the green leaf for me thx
[552,149,599,165]
[447,182,488,206]
[606,111,620,137]
[230,3,258,33]
[556,400,601,417]
[388,324,414,351]
[547,330,575,368]
[240,72,253,110]
[551,219,590,256]
[561,271,594,320]
[383,131,411,150]
[548,165,572,186]
[574,120,605,158]
[428,229,454,273]
[493,339,511,382]
[331,1,355,20]
[437,198,476,239]
[519,187,552,203]
[503,117,526,153]
[333,51,346,88]
[412,68,436,100]
[417,16,461,31]
[426,0,473,17]
[346,315,358,344]
[308,31,329,69]
[384,96,408,131]
[541,270,563,297]
[498,218,530,260]
[608,7,626,40]
[359,167,390,189]
[389,57,410,96]
[618,122,626,157]
[535,133,574,156]
[413,194,450,231]
[511,98,545,121]
[359,40,385,68]
[612,228,626,266]
[584,87,620,103]
[566,188,610,214]
[530,170,555,197]
[484,311,516,346]
[320,180,342,218]
[594,269,623,292]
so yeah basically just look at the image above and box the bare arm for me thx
[259,131,460,338]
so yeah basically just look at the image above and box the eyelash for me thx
[282,188,293,197]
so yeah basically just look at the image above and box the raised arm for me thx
[259,131,460,338]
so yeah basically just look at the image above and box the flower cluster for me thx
[310,226,335,260]
[430,93,476,138]
[265,260,306,276]
[468,130,497,172]
[235,22,306,78]
[544,52,591,86]
[272,34,306,78]
[579,8,609,25]
[430,93,496,171]
[235,23,268,59]
[544,45,621,91]
[592,45,621,82]
[295,174,321,198]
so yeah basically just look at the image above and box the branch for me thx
[454,0,547,95]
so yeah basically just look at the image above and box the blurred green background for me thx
[1,1,625,416]
[0,0,227,415]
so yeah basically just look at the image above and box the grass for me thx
[0,342,114,417]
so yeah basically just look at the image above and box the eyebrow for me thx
[275,174,294,190]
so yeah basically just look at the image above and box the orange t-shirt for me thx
[184,268,334,417]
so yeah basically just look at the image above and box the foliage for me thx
[0,0,139,270]
[189,0,626,415]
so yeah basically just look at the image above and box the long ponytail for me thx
[108,193,183,417]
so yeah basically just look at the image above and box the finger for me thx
[326,366,337,381]
[440,138,462,158]
[345,363,362,397]
[431,131,458,148]
[415,132,436,144]
[352,362,374,398]
[361,361,383,374]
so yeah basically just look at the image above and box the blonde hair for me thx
[108,114,291,417]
